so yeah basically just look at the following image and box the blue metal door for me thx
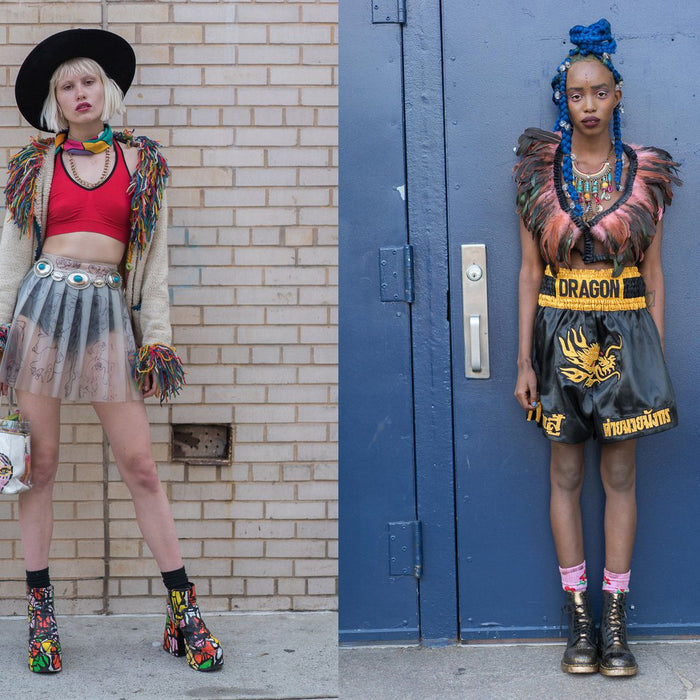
[338,1,421,644]
[443,2,700,639]
[340,0,700,644]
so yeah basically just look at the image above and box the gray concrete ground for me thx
[4,609,699,699]
[0,610,338,700]
[340,640,700,700]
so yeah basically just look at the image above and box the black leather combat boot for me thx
[561,590,598,673]
[598,590,637,677]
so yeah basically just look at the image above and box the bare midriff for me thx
[41,231,126,265]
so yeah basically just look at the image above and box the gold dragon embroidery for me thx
[558,327,622,387]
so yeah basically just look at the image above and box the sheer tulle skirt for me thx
[0,254,142,402]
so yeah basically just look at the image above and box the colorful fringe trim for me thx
[0,324,9,352]
[133,344,185,403]
[4,137,53,240]
[119,130,170,268]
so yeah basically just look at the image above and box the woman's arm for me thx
[514,219,545,410]
[638,221,665,353]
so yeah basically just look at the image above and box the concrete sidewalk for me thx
[340,640,700,700]
[0,610,338,700]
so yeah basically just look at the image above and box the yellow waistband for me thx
[538,265,647,311]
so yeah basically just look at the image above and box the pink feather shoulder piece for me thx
[514,128,681,274]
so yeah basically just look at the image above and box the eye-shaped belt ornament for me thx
[34,259,121,290]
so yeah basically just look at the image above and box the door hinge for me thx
[372,0,406,24]
[388,521,423,578]
[379,245,414,302]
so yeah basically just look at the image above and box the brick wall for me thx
[0,1,338,614]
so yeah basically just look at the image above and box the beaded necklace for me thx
[570,145,615,222]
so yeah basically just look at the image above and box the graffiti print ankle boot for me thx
[599,591,637,676]
[163,583,224,671]
[27,585,62,673]
[561,590,598,673]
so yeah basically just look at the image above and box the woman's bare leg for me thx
[600,439,637,573]
[16,391,62,571]
[92,399,183,572]
[550,441,586,567]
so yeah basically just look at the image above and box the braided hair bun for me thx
[569,18,617,57]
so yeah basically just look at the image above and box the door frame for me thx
[339,0,458,645]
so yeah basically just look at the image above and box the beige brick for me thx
[301,86,338,106]
[236,482,295,501]
[109,4,170,23]
[266,540,326,558]
[234,559,293,577]
[302,5,339,23]
[270,26,331,44]
[295,559,338,577]
[266,502,326,520]
[203,499,263,519]
[206,66,268,85]
[278,578,306,596]
[267,424,328,442]
[2,6,40,23]
[174,4,236,23]
[246,578,276,596]
[298,482,337,501]
[236,5,299,23]
[140,66,202,85]
[297,443,337,462]
[211,577,246,596]
[141,24,203,44]
[307,578,337,595]
[292,596,337,611]
[238,45,300,65]
[302,46,339,65]
[231,596,292,612]
[282,346,312,363]
[268,147,331,167]
[2,0,339,616]
[238,87,300,106]
[235,521,295,539]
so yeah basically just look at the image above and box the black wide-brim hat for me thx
[15,28,135,132]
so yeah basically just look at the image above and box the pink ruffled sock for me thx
[603,568,630,594]
[559,561,587,592]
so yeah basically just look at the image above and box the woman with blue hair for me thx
[514,19,680,676]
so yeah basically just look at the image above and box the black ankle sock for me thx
[161,566,189,591]
[26,567,51,589]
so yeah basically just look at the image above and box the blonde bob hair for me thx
[40,57,126,133]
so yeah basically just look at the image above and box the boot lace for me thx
[604,596,627,645]
[569,599,594,643]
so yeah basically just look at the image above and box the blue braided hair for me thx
[550,18,624,215]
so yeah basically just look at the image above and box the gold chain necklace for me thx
[570,145,616,222]
[67,147,111,188]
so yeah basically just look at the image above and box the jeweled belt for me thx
[33,258,122,290]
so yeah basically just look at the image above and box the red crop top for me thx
[46,142,131,244]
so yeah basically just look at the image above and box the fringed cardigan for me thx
[0,131,184,402]
[514,128,681,276]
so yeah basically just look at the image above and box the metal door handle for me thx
[461,244,490,378]
[469,315,481,372]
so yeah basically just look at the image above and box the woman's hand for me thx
[0,382,8,397]
[140,372,158,399]
[514,359,539,411]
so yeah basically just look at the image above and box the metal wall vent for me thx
[172,424,232,465]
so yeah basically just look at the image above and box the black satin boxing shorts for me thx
[527,266,677,444]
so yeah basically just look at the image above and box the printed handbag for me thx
[0,399,31,495]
